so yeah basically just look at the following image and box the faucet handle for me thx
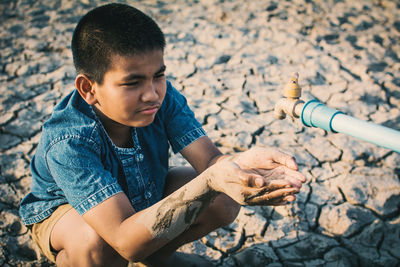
[283,72,301,99]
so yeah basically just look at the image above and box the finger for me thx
[269,194,297,205]
[254,177,264,188]
[270,201,288,206]
[283,195,296,202]
[284,175,303,189]
[263,179,292,191]
[282,167,306,183]
[237,170,265,188]
[262,187,299,200]
[235,147,298,170]
[271,149,298,170]
[256,166,285,179]
[282,171,306,189]
[238,185,281,202]
[248,147,297,169]
[265,195,297,206]
[246,175,265,188]
[263,167,305,188]
[246,187,299,205]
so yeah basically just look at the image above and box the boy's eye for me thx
[155,73,165,79]
[122,81,139,87]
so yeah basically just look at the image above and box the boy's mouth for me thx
[138,105,160,115]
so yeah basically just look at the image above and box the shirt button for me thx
[145,191,152,199]
[136,154,144,162]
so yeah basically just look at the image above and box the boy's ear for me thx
[75,74,98,105]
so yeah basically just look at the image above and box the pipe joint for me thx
[274,98,305,120]
[301,100,343,132]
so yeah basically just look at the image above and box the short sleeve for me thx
[46,136,123,215]
[162,81,206,153]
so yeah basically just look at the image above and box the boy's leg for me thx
[49,166,240,267]
[50,206,128,267]
[144,167,241,266]
[30,204,73,264]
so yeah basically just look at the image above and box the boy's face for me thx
[92,49,166,128]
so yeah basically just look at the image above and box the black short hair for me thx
[71,3,165,84]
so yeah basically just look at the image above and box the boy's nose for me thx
[141,82,159,102]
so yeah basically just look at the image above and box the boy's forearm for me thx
[120,168,219,260]
[139,172,217,239]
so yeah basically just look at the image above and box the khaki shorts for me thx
[30,204,73,263]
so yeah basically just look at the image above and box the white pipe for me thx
[331,114,400,153]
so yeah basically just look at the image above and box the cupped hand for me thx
[206,157,305,206]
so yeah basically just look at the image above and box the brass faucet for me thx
[274,72,305,120]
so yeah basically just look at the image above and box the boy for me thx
[19,3,305,266]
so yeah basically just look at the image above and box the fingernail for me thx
[255,177,264,187]
[288,159,298,169]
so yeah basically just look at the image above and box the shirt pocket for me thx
[130,180,157,212]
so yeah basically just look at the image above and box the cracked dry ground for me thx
[1,0,400,266]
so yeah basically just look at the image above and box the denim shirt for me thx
[19,81,206,225]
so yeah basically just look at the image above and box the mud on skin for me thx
[151,188,218,237]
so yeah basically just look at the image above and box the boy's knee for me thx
[78,227,126,266]
[85,230,108,261]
